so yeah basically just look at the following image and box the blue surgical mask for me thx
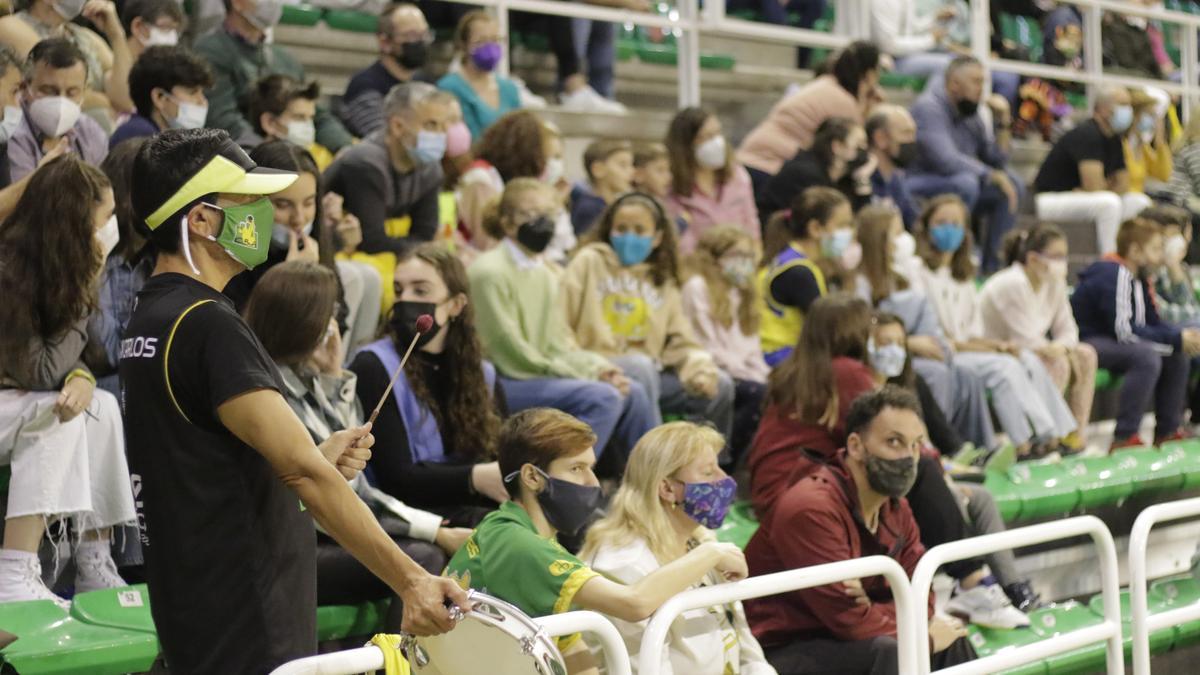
[413,130,447,164]
[821,228,854,259]
[868,337,908,379]
[930,223,965,253]
[610,232,655,266]
[1111,105,1134,134]
[1137,114,1155,135]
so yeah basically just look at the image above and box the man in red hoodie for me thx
[745,386,976,674]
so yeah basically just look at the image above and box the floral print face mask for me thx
[676,476,737,529]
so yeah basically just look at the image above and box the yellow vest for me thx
[758,244,826,357]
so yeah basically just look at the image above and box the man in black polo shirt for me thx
[1033,84,1152,255]
[119,128,468,674]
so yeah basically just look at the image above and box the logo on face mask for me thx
[233,214,258,249]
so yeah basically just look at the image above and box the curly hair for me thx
[475,110,547,182]
[688,225,760,335]
[0,155,111,384]
[388,243,501,462]
[582,191,680,286]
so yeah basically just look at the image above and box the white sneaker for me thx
[0,552,70,611]
[74,543,126,594]
[944,579,1030,629]
[559,86,629,115]
[511,76,547,109]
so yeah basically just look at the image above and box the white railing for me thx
[268,609,632,675]
[637,555,919,675]
[436,0,1200,114]
[1129,496,1200,675]
[910,516,1124,675]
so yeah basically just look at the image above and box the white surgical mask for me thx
[244,0,284,31]
[28,96,81,138]
[95,214,120,259]
[0,105,22,142]
[51,0,85,19]
[285,119,316,147]
[144,27,180,47]
[695,135,727,170]
[1046,258,1068,281]
[541,157,565,186]
[892,230,916,262]
[169,98,208,130]
[1166,234,1189,264]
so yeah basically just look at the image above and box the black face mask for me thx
[893,142,918,168]
[516,215,555,253]
[532,467,603,536]
[864,451,917,499]
[395,40,428,70]
[389,300,441,349]
[956,98,979,117]
[847,148,870,173]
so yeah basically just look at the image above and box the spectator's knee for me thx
[951,173,982,207]
[1075,343,1098,369]
[1130,344,1164,376]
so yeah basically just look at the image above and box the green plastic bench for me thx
[635,45,737,71]
[1005,461,1080,520]
[1027,601,1107,675]
[983,470,1023,522]
[879,72,926,92]
[1061,455,1134,510]
[70,585,157,636]
[280,3,323,27]
[1150,574,1200,647]
[0,600,159,675]
[1113,446,1186,496]
[1086,590,1176,658]
[317,600,389,642]
[964,624,1046,674]
[324,9,378,33]
[1160,439,1200,489]
[715,500,758,549]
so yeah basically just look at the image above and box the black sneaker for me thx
[1003,581,1042,612]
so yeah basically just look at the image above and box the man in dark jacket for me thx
[744,386,976,675]
[1072,218,1200,449]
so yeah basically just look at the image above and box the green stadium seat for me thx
[1005,461,1080,520]
[324,9,378,33]
[0,600,159,675]
[1086,590,1176,658]
[1112,446,1186,495]
[635,45,737,71]
[879,72,926,92]
[1150,574,1200,647]
[983,470,1023,522]
[1160,439,1200,489]
[279,3,323,27]
[999,13,1043,62]
[1027,601,1106,675]
[1094,368,1120,390]
[70,585,157,636]
[316,600,389,642]
[964,624,1046,674]
[715,500,758,549]
[1060,455,1134,510]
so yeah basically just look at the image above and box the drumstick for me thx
[367,314,434,427]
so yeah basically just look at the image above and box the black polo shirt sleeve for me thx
[165,300,282,429]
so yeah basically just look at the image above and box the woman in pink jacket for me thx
[737,41,881,196]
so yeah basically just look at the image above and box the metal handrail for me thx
[1129,496,1200,675]
[910,516,1124,675]
[637,555,919,675]
[268,609,632,675]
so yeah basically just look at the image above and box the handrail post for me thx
[1129,496,1200,675]
[675,0,700,108]
[495,0,510,77]
[910,516,1123,674]
[1083,2,1104,110]
[637,556,917,675]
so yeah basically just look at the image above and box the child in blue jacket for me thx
[1071,218,1200,449]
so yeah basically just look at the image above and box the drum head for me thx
[407,594,567,675]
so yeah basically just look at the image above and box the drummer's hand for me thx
[400,573,472,636]
[318,422,374,480]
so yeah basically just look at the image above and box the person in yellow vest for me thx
[246,74,336,171]
[1123,87,1177,194]
[759,186,856,366]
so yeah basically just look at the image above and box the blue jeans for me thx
[904,168,1023,273]
[499,375,656,475]
[571,18,616,98]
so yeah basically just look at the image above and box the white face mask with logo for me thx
[95,214,120,259]
[28,96,81,138]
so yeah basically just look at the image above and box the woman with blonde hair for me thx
[682,225,768,465]
[582,422,775,675]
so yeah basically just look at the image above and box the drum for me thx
[405,592,567,675]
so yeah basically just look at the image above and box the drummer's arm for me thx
[573,541,743,622]
[218,389,469,635]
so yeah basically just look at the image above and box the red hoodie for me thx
[744,452,934,648]
[748,357,876,520]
